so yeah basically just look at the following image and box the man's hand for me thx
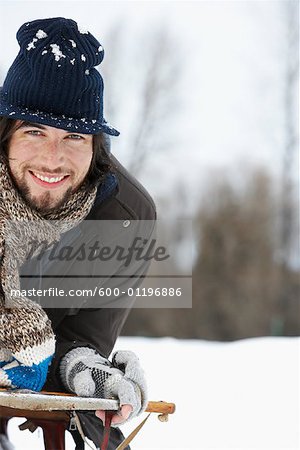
[95,404,133,425]
[60,348,148,425]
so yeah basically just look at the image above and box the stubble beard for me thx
[9,169,75,214]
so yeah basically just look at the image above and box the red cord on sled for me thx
[100,410,115,450]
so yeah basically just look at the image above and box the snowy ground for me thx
[5,336,300,450]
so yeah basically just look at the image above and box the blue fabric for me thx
[0,18,119,135]
[2,355,53,391]
[95,172,118,203]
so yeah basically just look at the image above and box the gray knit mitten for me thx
[60,347,148,422]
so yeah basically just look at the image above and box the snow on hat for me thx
[0,17,119,135]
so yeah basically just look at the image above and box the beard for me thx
[15,179,74,214]
[8,168,75,214]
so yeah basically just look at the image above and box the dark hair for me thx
[0,117,116,189]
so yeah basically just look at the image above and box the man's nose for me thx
[42,140,65,166]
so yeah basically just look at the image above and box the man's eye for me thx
[67,134,84,140]
[26,130,42,136]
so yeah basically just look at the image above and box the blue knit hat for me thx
[0,17,119,135]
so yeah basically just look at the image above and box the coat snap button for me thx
[122,219,131,228]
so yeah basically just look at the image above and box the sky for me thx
[6,336,300,450]
[0,0,296,212]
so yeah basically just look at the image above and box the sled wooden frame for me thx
[0,389,175,450]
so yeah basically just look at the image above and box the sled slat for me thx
[0,389,118,411]
[0,389,175,415]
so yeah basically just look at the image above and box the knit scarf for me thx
[0,161,97,390]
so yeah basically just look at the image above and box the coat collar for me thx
[95,171,119,204]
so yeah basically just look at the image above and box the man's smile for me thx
[28,170,70,189]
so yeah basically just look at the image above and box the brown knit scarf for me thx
[0,160,97,388]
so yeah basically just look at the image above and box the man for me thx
[0,17,156,449]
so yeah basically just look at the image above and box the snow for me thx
[5,336,299,450]
[26,38,37,51]
[77,24,89,35]
[49,44,66,62]
[26,30,47,52]
[35,30,47,39]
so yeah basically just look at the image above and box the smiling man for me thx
[8,121,94,211]
[0,17,156,450]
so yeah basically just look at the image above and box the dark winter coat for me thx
[20,154,156,449]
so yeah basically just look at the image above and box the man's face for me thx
[8,121,93,212]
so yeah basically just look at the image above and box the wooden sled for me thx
[0,388,175,450]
